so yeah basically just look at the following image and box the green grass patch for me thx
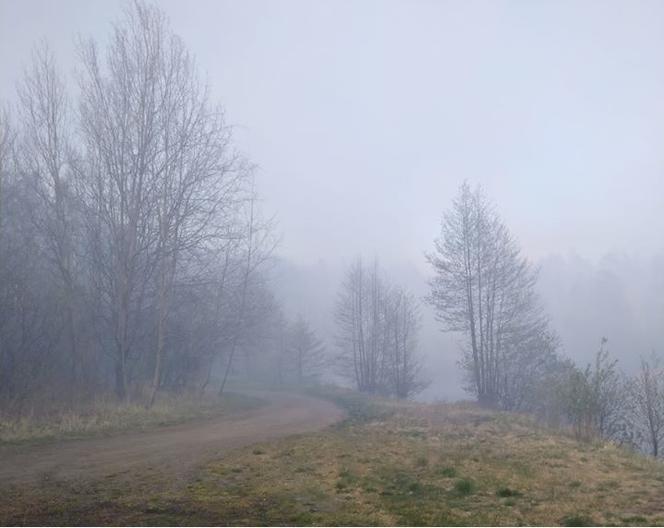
[436,465,457,478]
[562,514,595,526]
[453,478,475,495]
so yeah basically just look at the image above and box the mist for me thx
[3,1,664,402]
[2,1,664,524]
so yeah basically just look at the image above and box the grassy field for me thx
[3,389,664,526]
[0,391,263,445]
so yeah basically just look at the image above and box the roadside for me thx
[3,390,664,526]
[0,391,263,446]
[0,389,344,525]
[0,391,343,486]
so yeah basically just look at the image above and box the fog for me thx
[1,0,664,402]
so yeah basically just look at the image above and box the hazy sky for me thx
[2,0,664,399]
[3,0,664,268]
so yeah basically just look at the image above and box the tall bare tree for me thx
[0,107,13,238]
[335,258,376,393]
[426,182,557,407]
[18,44,82,388]
[142,7,246,407]
[76,1,246,402]
[218,188,278,396]
[0,0,280,411]
[77,4,164,399]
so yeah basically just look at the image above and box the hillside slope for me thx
[3,390,663,526]
[178,391,664,526]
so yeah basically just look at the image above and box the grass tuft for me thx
[437,465,457,478]
[453,478,475,495]
[562,514,595,526]
[496,486,521,497]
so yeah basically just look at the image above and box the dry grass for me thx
[0,391,262,445]
[3,391,664,526]
[179,395,664,526]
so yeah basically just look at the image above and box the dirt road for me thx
[0,391,344,486]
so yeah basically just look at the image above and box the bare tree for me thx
[559,339,628,442]
[426,182,556,407]
[0,0,280,412]
[589,339,628,441]
[77,4,165,399]
[17,44,83,389]
[0,107,13,237]
[218,188,278,396]
[196,238,242,395]
[335,258,378,393]
[142,6,245,407]
[76,1,245,402]
[335,258,426,398]
[287,315,327,385]
[630,353,664,457]
[385,287,427,398]
[0,106,60,409]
